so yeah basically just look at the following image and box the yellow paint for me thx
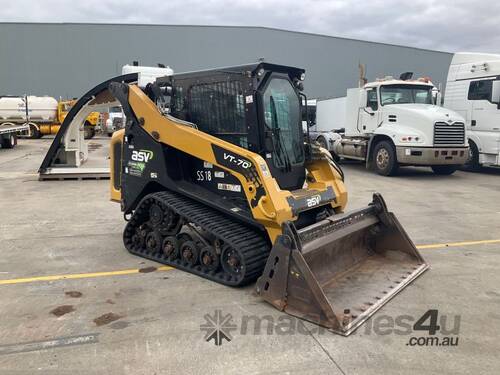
[417,239,500,249]
[0,265,173,286]
[109,128,125,202]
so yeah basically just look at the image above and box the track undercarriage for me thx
[123,190,270,286]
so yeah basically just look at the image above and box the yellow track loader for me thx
[108,63,428,335]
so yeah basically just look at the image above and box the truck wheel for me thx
[1,134,17,149]
[463,141,480,171]
[29,124,41,139]
[83,123,95,140]
[373,141,398,176]
[431,165,458,175]
[316,136,335,159]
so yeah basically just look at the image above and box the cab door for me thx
[357,87,380,133]
[468,79,500,156]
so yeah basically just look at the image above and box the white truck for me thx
[104,106,125,136]
[0,96,36,148]
[312,76,469,175]
[444,52,500,169]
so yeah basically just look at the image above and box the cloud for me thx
[1,0,499,52]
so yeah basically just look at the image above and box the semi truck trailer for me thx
[312,75,469,176]
[0,122,27,149]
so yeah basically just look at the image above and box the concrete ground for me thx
[0,137,499,374]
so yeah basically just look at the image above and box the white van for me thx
[444,53,500,168]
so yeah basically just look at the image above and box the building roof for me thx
[0,22,451,55]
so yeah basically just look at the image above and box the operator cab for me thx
[156,63,308,191]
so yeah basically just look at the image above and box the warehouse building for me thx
[0,22,452,99]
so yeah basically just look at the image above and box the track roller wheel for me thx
[145,231,162,255]
[131,224,149,250]
[162,236,179,260]
[199,246,220,272]
[159,210,183,236]
[180,241,199,266]
[221,245,244,279]
[149,204,164,227]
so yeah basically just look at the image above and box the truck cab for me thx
[444,52,500,169]
[104,106,125,136]
[316,76,469,175]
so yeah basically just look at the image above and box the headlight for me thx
[300,72,306,81]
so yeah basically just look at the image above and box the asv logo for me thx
[131,150,154,162]
[306,195,321,208]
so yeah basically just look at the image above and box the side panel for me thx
[345,89,362,136]
[443,80,470,123]
[314,97,346,132]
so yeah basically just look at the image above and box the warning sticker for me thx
[217,183,242,192]
[127,161,146,177]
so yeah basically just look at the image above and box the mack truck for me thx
[311,75,469,175]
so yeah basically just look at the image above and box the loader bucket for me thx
[255,193,428,336]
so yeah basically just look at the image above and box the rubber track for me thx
[123,190,271,286]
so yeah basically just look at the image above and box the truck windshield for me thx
[263,78,304,168]
[380,84,433,106]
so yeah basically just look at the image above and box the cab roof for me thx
[157,62,305,83]
[364,78,434,89]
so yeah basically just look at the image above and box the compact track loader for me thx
[108,63,428,335]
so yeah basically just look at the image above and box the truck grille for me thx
[433,122,465,145]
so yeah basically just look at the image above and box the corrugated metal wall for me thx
[0,23,453,99]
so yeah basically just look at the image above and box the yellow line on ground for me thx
[416,239,500,249]
[0,266,173,286]
[0,239,499,286]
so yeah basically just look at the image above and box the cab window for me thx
[468,80,492,101]
[367,88,378,111]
